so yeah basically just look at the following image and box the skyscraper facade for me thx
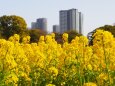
[31,18,47,32]
[79,12,83,34]
[31,22,37,29]
[53,25,60,33]
[59,8,83,34]
[36,18,47,31]
[59,10,68,33]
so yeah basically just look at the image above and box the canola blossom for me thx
[0,30,115,86]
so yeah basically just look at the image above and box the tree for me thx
[29,29,46,43]
[66,30,82,42]
[54,31,82,44]
[0,15,27,39]
[54,32,63,44]
[88,25,115,45]
[97,25,115,36]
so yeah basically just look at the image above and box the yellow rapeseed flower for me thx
[83,82,97,86]
[46,84,55,86]
[48,67,58,77]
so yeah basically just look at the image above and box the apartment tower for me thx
[31,18,47,32]
[59,8,83,34]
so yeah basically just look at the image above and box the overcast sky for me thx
[0,0,115,35]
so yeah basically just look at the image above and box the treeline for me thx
[88,25,115,45]
[1,15,115,44]
[0,15,81,43]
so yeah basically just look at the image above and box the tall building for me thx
[60,10,68,33]
[79,12,83,34]
[59,8,83,34]
[31,22,37,29]
[36,18,47,31]
[53,25,60,33]
[31,18,47,32]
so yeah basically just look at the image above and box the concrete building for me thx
[59,8,83,34]
[36,18,47,31]
[31,22,37,29]
[53,25,60,33]
[60,10,68,33]
[79,12,83,34]
[31,18,47,32]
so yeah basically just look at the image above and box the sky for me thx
[0,0,115,36]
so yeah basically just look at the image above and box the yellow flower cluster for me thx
[83,82,97,86]
[46,84,55,86]
[48,67,58,77]
[0,30,114,86]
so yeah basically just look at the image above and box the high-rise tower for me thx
[53,25,60,33]
[59,8,83,34]
[79,12,83,34]
[36,18,47,32]
[31,18,47,32]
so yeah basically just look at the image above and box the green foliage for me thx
[0,15,27,39]
[97,25,115,36]
[88,25,115,45]
[29,29,46,43]
[54,33,63,44]
[66,30,82,42]
[54,31,82,44]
